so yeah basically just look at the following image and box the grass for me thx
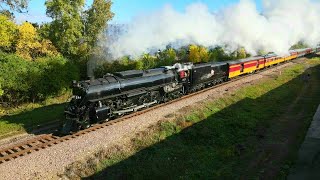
[74,58,320,179]
[0,92,70,139]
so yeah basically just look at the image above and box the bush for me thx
[0,52,79,105]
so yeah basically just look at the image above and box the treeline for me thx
[0,0,113,106]
[94,42,309,77]
[94,46,249,77]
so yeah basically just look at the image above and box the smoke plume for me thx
[107,0,320,58]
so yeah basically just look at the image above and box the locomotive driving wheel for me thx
[80,110,91,129]
[150,91,161,103]
[139,94,150,104]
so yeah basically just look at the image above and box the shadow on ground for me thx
[86,64,320,179]
[0,103,66,137]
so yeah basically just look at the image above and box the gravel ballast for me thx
[0,62,294,179]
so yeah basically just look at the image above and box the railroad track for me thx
[0,60,298,165]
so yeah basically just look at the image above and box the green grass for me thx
[83,58,320,179]
[0,93,70,138]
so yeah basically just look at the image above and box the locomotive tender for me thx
[62,47,319,133]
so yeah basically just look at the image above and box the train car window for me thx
[240,64,244,73]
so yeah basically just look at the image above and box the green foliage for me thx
[176,46,189,62]
[94,58,143,78]
[141,53,156,69]
[84,0,114,49]
[45,0,114,60]
[0,78,3,96]
[37,23,51,39]
[156,48,177,66]
[290,41,308,50]
[94,48,179,77]
[80,0,114,63]
[257,49,267,56]
[237,47,247,59]
[0,52,79,105]
[44,0,114,77]
[208,46,232,62]
[45,0,85,57]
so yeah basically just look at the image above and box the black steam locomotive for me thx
[62,62,228,133]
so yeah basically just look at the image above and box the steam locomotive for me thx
[62,47,319,134]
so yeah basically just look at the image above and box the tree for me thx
[45,0,85,57]
[164,48,177,65]
[141,54,156,69]
[16,22,41,60]
[0,14,17,52]
[45,0,113,61]
[257,49,267,56]
[290,41,308,50]
[209,47,230,62]
[0,9,14,19]
[16,22,58,60]
[155,48,177,66]
[189,45,201,63]
[82,0,114,77]
[237,47,247,59]
[0,78,3,97]
[38,39,59,57]
[189,45,209,63]
[0,0,29,12]
[176,46,189,62]
[84,0,113,50]
[199,46,209,62]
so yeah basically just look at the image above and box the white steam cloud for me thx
[107,0,320,58]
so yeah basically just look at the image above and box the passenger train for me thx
[62,47,320,133]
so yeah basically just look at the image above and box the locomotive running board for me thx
[113,101,158,115]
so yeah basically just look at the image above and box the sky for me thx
[15,0,263,24]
